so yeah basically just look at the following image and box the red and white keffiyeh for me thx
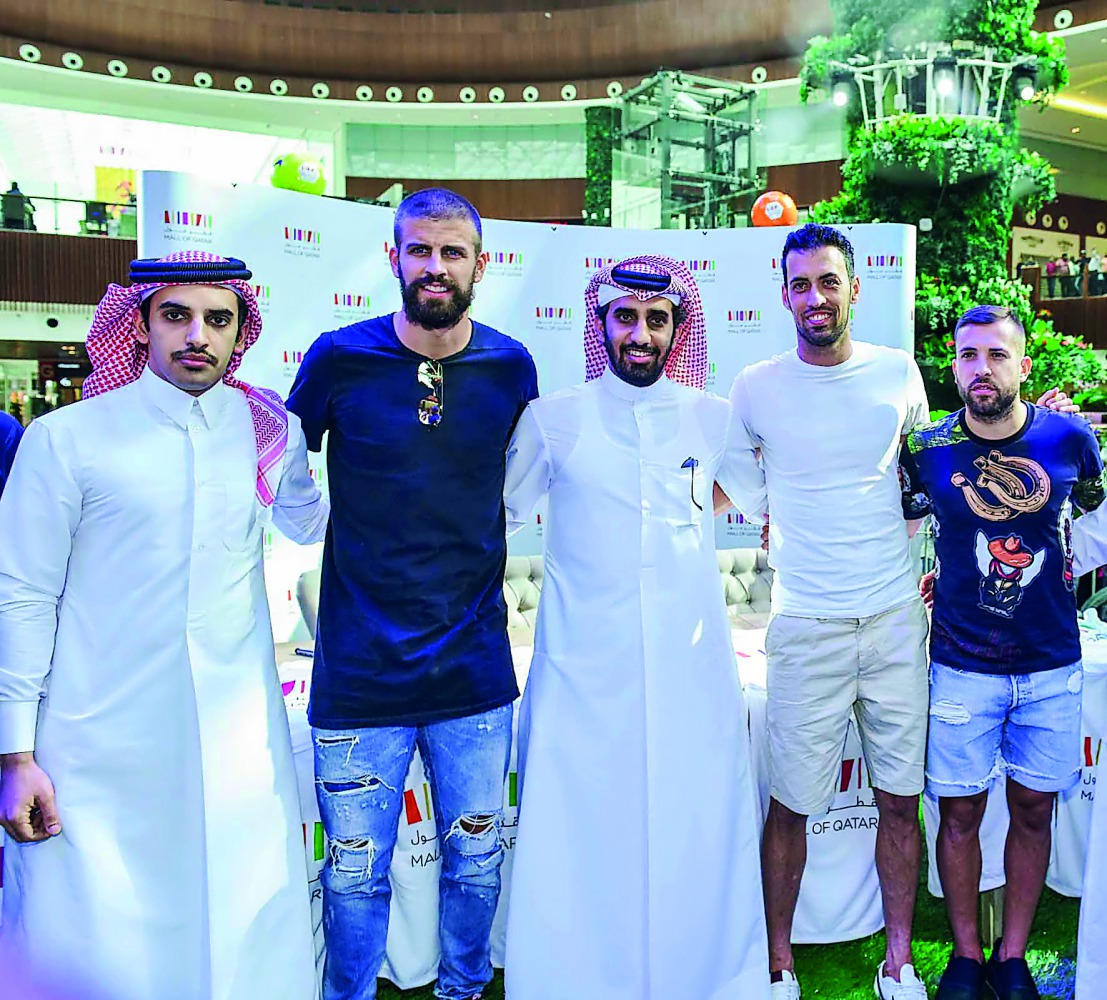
[583,255,708,388]
[83,250,287,507]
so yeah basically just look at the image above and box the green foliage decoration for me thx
[801,0,1102,400]
[584,105,621,227]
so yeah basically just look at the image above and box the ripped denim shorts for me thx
[926,660,1083,797]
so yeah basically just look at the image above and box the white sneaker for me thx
[770,969,801,999]
[874,961,928,999]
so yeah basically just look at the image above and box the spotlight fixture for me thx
[152,65,172,83]
[1014,62,1037,102]
[459,86,477,103]
[312,82,330,99]
[523,85,539,103]
[830,70,852,107]
[355,85,373,102]
[417,86,434,103]
[561,83,578,101]
[18,44,41,63]
[386,86,403,102]
[607,81,624,98]
[751,66,768,84]
[193,71,214,89]
[489,86,505,103]
[234,76,253,93]
[270,79,288,96]
[107,59,129,77]
[933,55,957,98]
[61,52,84,71]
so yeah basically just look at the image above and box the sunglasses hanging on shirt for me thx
[417,359,444,428]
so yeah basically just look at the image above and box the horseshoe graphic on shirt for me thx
[950,450,1051,521]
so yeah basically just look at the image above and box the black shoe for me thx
[985,941,1040,1000]
[936,954,991,1000]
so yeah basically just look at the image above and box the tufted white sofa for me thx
[502,549,772,644]
[296,550,773,642]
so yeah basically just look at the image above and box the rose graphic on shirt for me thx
[974,530,1045,618]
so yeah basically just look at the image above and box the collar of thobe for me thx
[137,364,231,430]
[598,365,677,403]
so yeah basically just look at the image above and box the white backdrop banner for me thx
[138,171,916,638]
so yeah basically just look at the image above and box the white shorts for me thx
[765,597,930,815]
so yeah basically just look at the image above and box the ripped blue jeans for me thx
[313,704,513,1000]
[926,660,1083,797]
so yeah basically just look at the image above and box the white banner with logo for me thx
[138,171,915,640]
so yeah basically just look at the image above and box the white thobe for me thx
[0,367,328,1000]
[1072,513,1107,999]
[502,370,770,1000]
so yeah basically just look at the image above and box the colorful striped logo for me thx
[492,251,523,264]
[1085,735,1102,768]
[282,350,304,364]
[839,756,870,793]
[404,782,435,825]
[285,227,321,244]
[584,257,614,269]
[163,210,213,227]
[334,293,370,307]
[252,284,270,300]
[728,309,760,322]
[536,306,572,319]
[685,259,716,271]
[302,821,325,862]
[867,255,900,267]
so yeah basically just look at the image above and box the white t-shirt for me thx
[726,341,929,618]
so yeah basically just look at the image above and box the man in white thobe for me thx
[502,256,770,999]
[0,252,327,999]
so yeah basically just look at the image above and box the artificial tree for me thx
[801,0,1104,406]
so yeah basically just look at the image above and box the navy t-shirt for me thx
[0,411,24,499]
[287,315,539,727]
[900,405,1104,674]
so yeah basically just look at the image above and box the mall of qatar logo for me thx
[704,360,719,390]
[279,347,304,379]
[486,249,525,277]
[725,308,762,335]
[282,225,322,259]
[583,256,615,272]
[251,284,272,316]
[161,208,214,246]
[534,305,573,332]
[682,258,716,284]
[769,256,785,285]
[864,252,904,281]
[333,291,373,322]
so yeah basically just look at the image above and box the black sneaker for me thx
[984,942,1040,1000]
[936,954,992,1000]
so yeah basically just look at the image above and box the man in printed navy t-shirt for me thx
[288,188,538,1000]
[900,304,1104,1000]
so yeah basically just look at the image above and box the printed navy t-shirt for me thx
[288,315,539,727]
[900,404,1104,674]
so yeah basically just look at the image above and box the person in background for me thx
[288,188,538,1000]
[0,410,23,498]
[901,304,1103,1000]
[0,251,327,1000]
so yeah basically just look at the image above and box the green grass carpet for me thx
[377,861,1080,999]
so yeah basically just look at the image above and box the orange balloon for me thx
[751,191,798,227]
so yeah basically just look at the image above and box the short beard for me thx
[399,271,475,331]
[604,336,672,387]
[958,380,1020,422]
[796,312,848,349]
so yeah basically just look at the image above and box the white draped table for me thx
[281,627,1104,991]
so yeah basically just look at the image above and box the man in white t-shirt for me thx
[723,224,930,1000]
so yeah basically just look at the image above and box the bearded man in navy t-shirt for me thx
[900,304,1104,1000]
[288,188,538,1000]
